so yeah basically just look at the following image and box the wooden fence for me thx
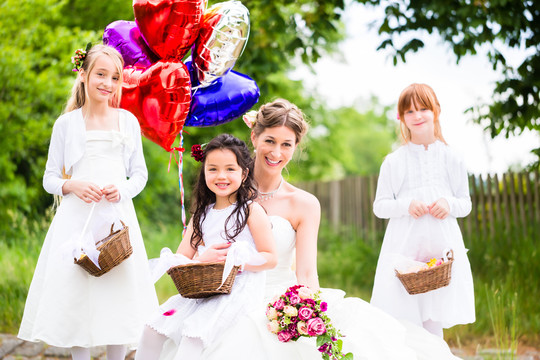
[296,170,540,243]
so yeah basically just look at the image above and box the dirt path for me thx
[2,333,540,359]
[0,334,135,360]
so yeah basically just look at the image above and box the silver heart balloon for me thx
[191,1,250,88]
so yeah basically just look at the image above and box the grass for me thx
[316,219,540,351]
[0,212,49,333]
[0,239,41,332]
[0,218,179,333]
[485,284,518,359]
[139,221,182,302]
[1,215,539,354]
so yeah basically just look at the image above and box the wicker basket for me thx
[395,250,454,295]
[74,221,132,277]
[167,262,240,299]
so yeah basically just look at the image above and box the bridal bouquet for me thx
[266,285,353,360]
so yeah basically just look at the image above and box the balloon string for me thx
[177,134,188,239]
[168,145,185,173]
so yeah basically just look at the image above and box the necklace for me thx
[257,178,283,202]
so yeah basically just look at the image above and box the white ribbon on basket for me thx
[148,247,198,283]
[61,202,124,268]
[71,202,101,269]
[217,241,266,288]
[149,242,267,287]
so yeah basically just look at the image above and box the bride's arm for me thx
[294,191,321,291]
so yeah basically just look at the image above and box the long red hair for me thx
[397,83,446,144]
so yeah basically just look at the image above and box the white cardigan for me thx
[43,108,147,200]
[373,141,471,219]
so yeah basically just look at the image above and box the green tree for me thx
[355,0,540,166]
[0,0,394,235]
[58,0,348,96]
[0,0,100,239]
[291,98,395,181]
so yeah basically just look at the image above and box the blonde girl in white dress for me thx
[200,99,461,359]
[134,134,277,360]
[18,44,159,360]
[371,83,475,337]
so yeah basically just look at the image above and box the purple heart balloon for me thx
[184,60,260,127]
[103,20,159,68]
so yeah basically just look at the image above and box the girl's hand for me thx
[408,200,429,219]
[429,198,450,219]
[102,184,121,203]
[63,180,102,203]
[197,242,231,263]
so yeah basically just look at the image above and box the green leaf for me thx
[316,334,331,346]
[354,0,540,164]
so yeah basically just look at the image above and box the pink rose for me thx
[283,305,298,317]
[307,317,326,336]
[277,330,293,342]
[297,286,314,299]
[266,307,278,320]
[297,321,308,335]
[289,293,301,305]
[267,320,280,334]
[298,306,314,320]
[274,298,285,310]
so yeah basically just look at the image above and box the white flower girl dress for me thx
[198,215,461,360]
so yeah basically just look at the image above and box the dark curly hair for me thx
[190,134,257,250]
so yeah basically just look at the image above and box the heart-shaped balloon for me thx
[191,0,250,88]
[121,60,192,151]
[133,0,206,60]
[185,60,259,127]
[103,20,158,68]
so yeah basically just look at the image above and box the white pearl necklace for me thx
[257,178,283,202]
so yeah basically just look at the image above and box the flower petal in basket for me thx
[394,254,426,275]
[395,250,454,295]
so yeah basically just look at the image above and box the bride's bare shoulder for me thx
[284,182,320,209]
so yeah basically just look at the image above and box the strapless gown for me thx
[199,216,461,360]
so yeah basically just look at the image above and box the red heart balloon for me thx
[134,0,206,60]
[121,60,192,151]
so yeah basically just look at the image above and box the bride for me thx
[197,99,461,360]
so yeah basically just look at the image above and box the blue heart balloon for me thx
[184,60,260,127]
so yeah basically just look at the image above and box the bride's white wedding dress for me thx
[198,216,460,360]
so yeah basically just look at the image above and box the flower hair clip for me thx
[242,110,258,129]
[71,42,92,72]
[190,144,206,162]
